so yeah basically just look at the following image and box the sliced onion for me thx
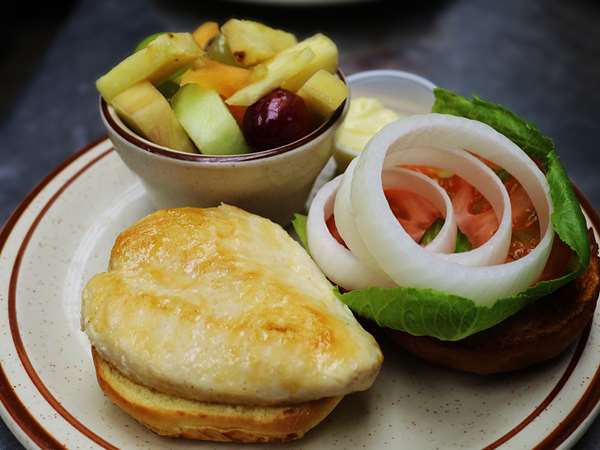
[385,146,513,266]
[380,167,456,254]
[334,161,457,280]
[350,114,553,305]
[307,176,395,290]
[334,159,384,273]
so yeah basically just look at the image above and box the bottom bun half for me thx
[92,349,342,443]
[388,231,600,374]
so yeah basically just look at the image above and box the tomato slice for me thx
[505,177,539,230]
[384,188,442,242]
[327,189,441,246]
[323,162,570,284]
[326,215,345,247]
[327,159,544,264]
[407,163,541,258]
[439,175,498,248]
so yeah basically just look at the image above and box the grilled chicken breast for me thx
[82,205,382,406]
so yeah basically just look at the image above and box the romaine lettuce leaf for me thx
[420,218,472,253]
[292,213,308,250]
[293,89,590,341]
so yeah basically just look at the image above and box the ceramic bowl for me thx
[334,69,436,172]
[99,78,348,225]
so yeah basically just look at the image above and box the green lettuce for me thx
[292,213,309,250]
[420,218,472,253]
[419,219,443,246]
[293,89,590,341]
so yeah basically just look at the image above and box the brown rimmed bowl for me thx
[99,73,348,225]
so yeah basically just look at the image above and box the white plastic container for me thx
[335,70,436,171]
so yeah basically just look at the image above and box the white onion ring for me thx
[308,113,554,306]
[309,165,458,289]
[307,176,395,290]
[334,160,457,281]
[385,146,512,266]
[334,159,383,273]
[381,167,457,254]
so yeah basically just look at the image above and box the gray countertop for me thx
[1,0,599,448]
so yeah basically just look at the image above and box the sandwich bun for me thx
[82,206,382,442]
[388,231,600,374]
[92,348,342,443]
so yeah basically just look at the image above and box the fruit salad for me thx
[96,20,349,155]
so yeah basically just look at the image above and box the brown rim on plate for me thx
[0,140,599,449]
[100,70,348,163]
[0,137,107,450]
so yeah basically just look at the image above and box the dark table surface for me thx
[2,0,599,448]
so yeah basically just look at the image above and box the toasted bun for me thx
[388,232,600,374]
[92,348,342,443]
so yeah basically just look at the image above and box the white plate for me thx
[1,138,599,450]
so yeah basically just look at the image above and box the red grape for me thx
[243,88,312,151]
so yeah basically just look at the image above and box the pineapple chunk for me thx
[96,33,202,102]
[112,81,195,153]
[134,32,165,52]
[225,48,314,107]
[297,70,348,118]
[221,19,297,67]
[205,34,241,67]
[180,60,250,98]
[279,34,338,92]
[192,21,219,49]
[248,63,268,83]
[245,33,336,86]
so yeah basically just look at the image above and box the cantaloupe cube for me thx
[96,33,202,102]
[180,60,250,98]
[227,105,247,127]
[112,81,195,153]
[221,19,297,66]
[192,21,219,49]
[297,70,348,118]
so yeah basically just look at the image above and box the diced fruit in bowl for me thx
[227,105,247,127]
[225,48,315,107]
[221,19,297,66]
[298,70,348,118]
[134,32,165,52]
[112,81,195,153]
[96,32,202,102]
[192,21,219,49]
[97,19,347,155]
[172,84,250,155]
[181,59,250,98]
[133,34,189,99]
[243,88,312,151]
[205,33,240,67]
[155,67,187,99]
[279,34,338,91]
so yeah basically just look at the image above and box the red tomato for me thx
[384,188,442,242]
[506,177,539,230]
[439,175,498,248]
[326,189,441,246]
[327,161,543,262]
[326,215,346,247]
